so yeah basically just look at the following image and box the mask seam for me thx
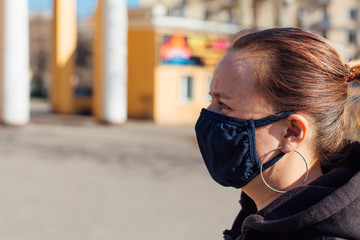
[200,109,253,127]
[248,120,260,183]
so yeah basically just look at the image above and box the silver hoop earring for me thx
[260,147,309,194]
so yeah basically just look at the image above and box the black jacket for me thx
[223,142,360,240]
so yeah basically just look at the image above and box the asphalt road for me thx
[0,100,240,240]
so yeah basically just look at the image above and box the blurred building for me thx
[73,21,94,114]
[128,8,240,124]
[139,0,360,60]
[29,12,52,98]
[28,0,360,124]
[30,11,94,114]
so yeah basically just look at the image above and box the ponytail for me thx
[346,61,360,83]
[345,61,360,141]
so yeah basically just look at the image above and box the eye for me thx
[218,101,231,110]
[208,92,232,113]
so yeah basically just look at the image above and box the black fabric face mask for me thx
[195,108,295,188]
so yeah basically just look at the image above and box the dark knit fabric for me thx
[224,142,360,240]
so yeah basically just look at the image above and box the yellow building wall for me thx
[92,0,104,120]
[127,28,226,125]
[74,97,92,114]
[127,29,156,119]
[51,0,77,114]
[154,65,212,125]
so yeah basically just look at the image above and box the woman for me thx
[195,28,360,239]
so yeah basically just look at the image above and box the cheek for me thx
[255,126,282,162]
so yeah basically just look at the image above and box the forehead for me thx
[211,49,272,118]
[216,49,254,69]
[211,49,256,96]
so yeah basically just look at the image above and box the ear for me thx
[280,114,308,153]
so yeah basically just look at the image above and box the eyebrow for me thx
[209,91,231,99]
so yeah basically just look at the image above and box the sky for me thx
[29,0,139,19]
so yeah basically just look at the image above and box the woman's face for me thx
[207,49,285,166]
[207,49,320,200]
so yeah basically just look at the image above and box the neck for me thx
[242,162,323,211]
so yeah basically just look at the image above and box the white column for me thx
[101,0,128,124]
[1,0,30,125]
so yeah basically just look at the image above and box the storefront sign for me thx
[159,34,227,66]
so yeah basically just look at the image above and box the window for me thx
[179,75,193,103]
[320,31,327,39]
[204,10,210,20]
[350,9,358,20]
[349,30,357,44]
[205,75,212,102]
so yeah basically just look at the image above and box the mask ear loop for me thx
[260,147,309,194]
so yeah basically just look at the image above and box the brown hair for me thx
[228,27,360,165]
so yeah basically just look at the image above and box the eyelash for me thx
[209,95,231,111]
[218,101,230,110]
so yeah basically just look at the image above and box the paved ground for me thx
[0,100,240,240]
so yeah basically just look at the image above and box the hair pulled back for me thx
[228,27,360,164]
